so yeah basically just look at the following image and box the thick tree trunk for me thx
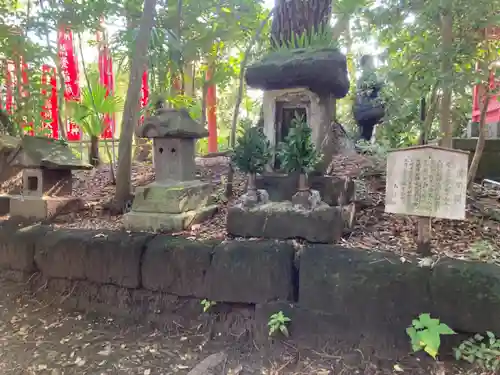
[271,0,332,47]
[439,8,454,148]
[113,0,157,212]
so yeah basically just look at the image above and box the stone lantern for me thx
[123,108,217,232]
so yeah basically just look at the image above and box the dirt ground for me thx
[0,277,489,375]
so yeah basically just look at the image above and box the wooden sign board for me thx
[385,145,469,220]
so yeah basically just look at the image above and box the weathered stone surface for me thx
[35,229,151,288]
[299,246,431,334]
[451,138,500,180]
[431,259,500,334]
[254,173,354,206]
[245,48,349,97]
[205,241,295,303]
[142,235,214,297]
[123,205,217,232]
[132,180,213,214]
[12,136,91,170]
[0,223,47,272]
[10,195,81,220]
[226,202,343,243]
[136,108,208,139]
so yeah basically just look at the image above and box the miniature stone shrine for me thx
[245,48,350,169]
[123,108,217,232]
[9,136,92,219]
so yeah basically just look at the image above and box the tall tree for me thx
[113,0,157,212]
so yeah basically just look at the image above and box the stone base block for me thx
[123,205,217,232]
[9,195,77,220]
[227,202,343,243]
[132,180,213,214]
[0,195,10,215]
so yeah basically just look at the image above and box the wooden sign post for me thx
[385,145,469,255]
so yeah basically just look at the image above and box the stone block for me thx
[431,259,500,334]
[0,194,10,215]
[141,235,214,297]
[123,205,217,232]
[35,229,150,288]
[226,202,343,243]
[205,240,295,303]
[9,195,76,220]
[132,180,213,214]
[299,245,431,334]
[255,173,354,206]
[0,223,47,272]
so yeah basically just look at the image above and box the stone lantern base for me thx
[123,179,217,232]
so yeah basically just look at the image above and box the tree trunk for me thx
[439,8,454,148]
[467,79,492,190]
[113,0,157,212]
[89,135,100,166]
[271,0,332,48]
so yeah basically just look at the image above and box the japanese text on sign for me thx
[385,145,469,220]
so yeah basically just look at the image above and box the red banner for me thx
[5,61,15,115]
[97,23,115,139]
[41,65,59,139]
[58,26,81,140]
[140,69,149,124]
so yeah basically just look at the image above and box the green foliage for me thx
[271,24,338,51]
[468,240,499,263]
[232,126,271,174]
[268,311,291,337]
[455,331,500,370]
[406,313,455,359]
[67,79,123,137]
[196,136,231,155]
[200,299,217,313]
[277,114,321,174]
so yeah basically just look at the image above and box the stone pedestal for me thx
[226,201,344,243]
[9,195,77,220]
[124,180,217,232]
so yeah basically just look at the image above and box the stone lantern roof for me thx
[136,108,209,139]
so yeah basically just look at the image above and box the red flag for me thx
[97,23,115,139]
[58,26,81,140]
[5,61,15,115]
[140,69,149,124]
[41,65,59,139]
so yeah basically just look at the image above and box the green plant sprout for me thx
[406,313,455,359]
[232,126,271,174]
[277,113,321,174]
[455,331,500,370]
[200,299,216,313]
[268,311,291,337]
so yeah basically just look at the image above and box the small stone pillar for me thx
[123,108,217,232]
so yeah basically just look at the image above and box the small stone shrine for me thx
[225,47,354,243]
[123,108,217,232]
[245,48,350,169]
[9,136,92,219]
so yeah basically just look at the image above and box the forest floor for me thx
[0,276,489,375]
[2,152,500,264]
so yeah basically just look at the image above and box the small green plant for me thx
[232,126,271,174]
[270,24,338,51]
[201,299,216,313]
[406,313,455,359]
[455,331,500,370]
[468,240,499,263]
[277,113,321,173]
[268,311,291,337]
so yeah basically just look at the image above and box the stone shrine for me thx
[123,108,217,232]
[8,136,92,219]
